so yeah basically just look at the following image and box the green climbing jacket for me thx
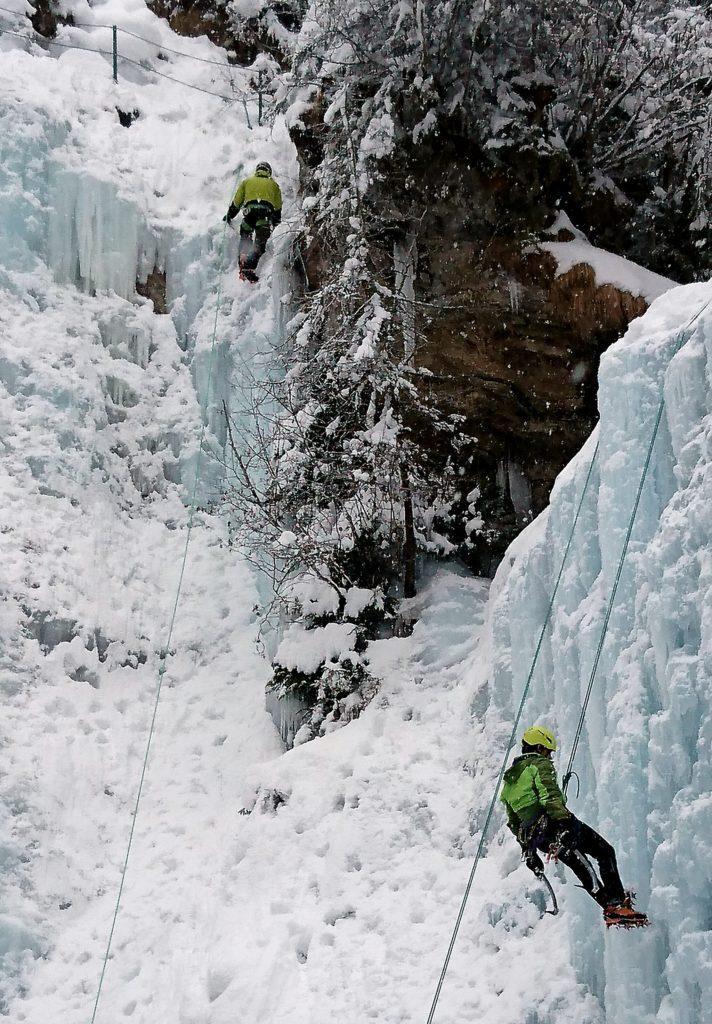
[500,753,571,832]
[231,168,282,215]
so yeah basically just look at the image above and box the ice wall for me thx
[1,91,148,301]
[48,164,146,300]
[0,15,297,1012]
[485,281,712,1024]
[1,91,239,509]
[0,102,63,275]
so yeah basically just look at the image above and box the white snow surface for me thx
[0,0,294,1017]
[276,621,357,674]
[2,3,710,1023]
[537,212,675,302]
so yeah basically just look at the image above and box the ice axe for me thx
[223,217,246,270]
[531,864,559,916]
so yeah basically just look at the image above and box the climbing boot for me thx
[238,253,259,284]
[603,893,649,929]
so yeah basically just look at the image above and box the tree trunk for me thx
[400,463,417,599]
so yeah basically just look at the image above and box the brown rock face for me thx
[30,0,73,38]
[390,167,658,570]
[547,261,648,336]
[136,268,168,315]
[416,233,649,567]
[288,112,659,573]
[421,239,649,476]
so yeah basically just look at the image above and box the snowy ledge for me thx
[530,211,675,304]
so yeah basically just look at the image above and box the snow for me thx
[536,212,675,303]
[543,209,589,242]
[212,569,601,1024]
[286,577,342,617]
[343,586,377,618]
[276,621,358,674]
[359,109,396,161]
[0,0,296,1016]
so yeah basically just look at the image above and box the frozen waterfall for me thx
[484,281,712,1024]
[1,3,709,1023]
[0,7,296,1016]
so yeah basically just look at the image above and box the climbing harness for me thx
[424,295,711,1024]
[520,815,594,916]
[89,186,240,1024]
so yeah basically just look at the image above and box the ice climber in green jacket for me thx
[501,726,648,927]
[223,162,282,281]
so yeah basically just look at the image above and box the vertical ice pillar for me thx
[47,164,140,299]
[0,112,66,275]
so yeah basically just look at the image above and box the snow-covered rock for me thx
[538,212,674,302]
[276,621,358,674]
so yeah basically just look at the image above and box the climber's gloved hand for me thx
[223,202,239,226]
[525,850,544,876]
[555,819,577,851]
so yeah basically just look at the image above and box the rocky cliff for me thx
[292,119,674,571]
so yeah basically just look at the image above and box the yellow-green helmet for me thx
[523,725,557,751]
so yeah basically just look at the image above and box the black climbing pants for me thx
[239,202,274,270]
[530,815,626,908]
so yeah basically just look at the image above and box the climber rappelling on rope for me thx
[223,161,282,283]
[501,726,649,928]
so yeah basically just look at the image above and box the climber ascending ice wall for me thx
[1,2,710,1023]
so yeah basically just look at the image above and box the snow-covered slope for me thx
[200,284,711,1024]
[119,567,596,1024]
[485,281,712,1024]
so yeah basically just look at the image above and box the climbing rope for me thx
[562,295,712,794]
[424,437,600,1024]
[89,190,238,1024]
